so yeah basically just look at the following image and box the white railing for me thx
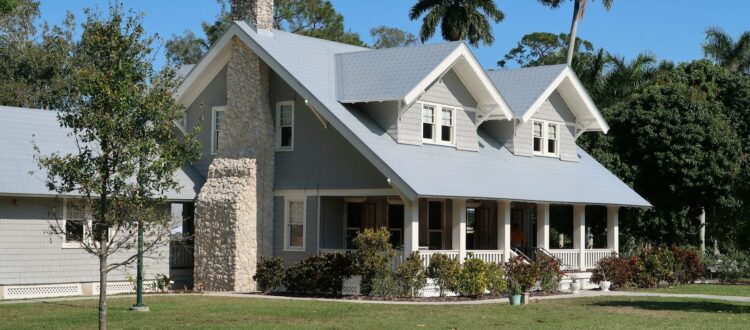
[585,249,614,269]
[549,249,580,270]
[467,250,504,264]
[419,250,458,268]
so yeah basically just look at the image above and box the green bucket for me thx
[509,294,522,305]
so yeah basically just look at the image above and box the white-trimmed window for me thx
[211,106,225,154]
[422,103,457,145]
[532,120,560,157]
[276,101,294,151]
[63,200,87,248]
[284,197,305,251]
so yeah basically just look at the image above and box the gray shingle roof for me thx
[487,64,567,117]
[335,42,463,102]
[0,106,201,200]
[233,25,649,207]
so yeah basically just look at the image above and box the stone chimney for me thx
[230,0,274,30]
[194,0,275,292]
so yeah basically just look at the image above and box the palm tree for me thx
[408,0,504,47]
[537,0,614,66]
[703,27,750,74]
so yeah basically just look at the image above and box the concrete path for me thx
[2,290,750,306]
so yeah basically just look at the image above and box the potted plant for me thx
[507,278,523,305]
[505,256,540,305]
[569,273,581,294]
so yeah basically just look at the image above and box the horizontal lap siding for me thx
[404,69,479,151]
[186,66,227,178]
[0,197,168,286]
[361,101,398,140]
[513,91,578,161]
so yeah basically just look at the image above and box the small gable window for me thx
[532,120,560,157]
[211,106,225,154]
[422,103,456,145]
[276,101,294,151]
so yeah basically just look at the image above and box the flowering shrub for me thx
[505,255,540,294]
[591,256,633,288]
[670,246,704,284]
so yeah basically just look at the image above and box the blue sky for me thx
[39,1,750,69]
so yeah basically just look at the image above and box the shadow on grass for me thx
[591,299,750,314]
[41,301,93,309]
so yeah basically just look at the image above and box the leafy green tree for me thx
[35,4,200,329]
[408,0,504,47]
[370,25,416,49]
[600,61,743,245]
[537,0,614,65]
[166,0,362,65]
[0,0,17,14]
[0,0,75,109]
[703,26,750,74]
[274,0,363,46]
[497,31,593,67]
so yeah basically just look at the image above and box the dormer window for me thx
[532,120,560,157]
[422,103,455,145]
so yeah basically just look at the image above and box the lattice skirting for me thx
[2,283,82,300]
[93,281,157,295]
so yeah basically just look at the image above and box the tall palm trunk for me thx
[566,0,582,66]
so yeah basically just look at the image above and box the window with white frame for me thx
[285,197,305,251]
[211,106,225,154]
[422,103,456,145]
[532,120,560,157]
[62,200,109,248]
[276,101,294,151]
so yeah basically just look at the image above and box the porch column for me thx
[536,203,550,250]
[573,204,586,271]
[451,199,467,263]
[497,200,511,262]
[607,205,620,254]
[403,199,420,259]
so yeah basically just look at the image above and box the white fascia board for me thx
[232,21,418,200]
[175,25,235,107]
[519,67,610,134]
[402,44,512,121]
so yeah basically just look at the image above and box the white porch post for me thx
[451,199,467,263]
[498,200,511,262]
[403,199,420,259]
[607,205,620,254]
[536,203,550,250]
[573,204,586,271]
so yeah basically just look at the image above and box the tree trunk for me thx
[566,0,582,66]
[98,253,108,330]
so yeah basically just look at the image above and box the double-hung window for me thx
[62,199,109,248]
[276,101,294,151]
[422,103,456,145]
[532,120,560,157]
[211,106,225,154]
[284,197,305,251]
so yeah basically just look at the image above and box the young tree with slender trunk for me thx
[537,0,614,66]
[35,3,200,329]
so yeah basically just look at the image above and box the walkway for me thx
[2,290,750,306]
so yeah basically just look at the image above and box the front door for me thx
[510,208,525,250]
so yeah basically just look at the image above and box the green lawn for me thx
[635,284,750,297]
[1,295,749,329]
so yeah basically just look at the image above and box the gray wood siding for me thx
[0,197,168,285]
[270,71,390,190]
[272,196,318,265]
[398,69,479,151]
[510,91,578,161]
[480,120,515,151]
[319,196,345,249]
[185,66,228,178]
[360,101,398,140]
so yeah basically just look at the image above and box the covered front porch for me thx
[317,193,621,270]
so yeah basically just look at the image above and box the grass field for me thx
[1,295,749,329]
[634,284,750,297]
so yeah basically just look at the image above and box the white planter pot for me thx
[570,282,581,294]
[600,281,611,292]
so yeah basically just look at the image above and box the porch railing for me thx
[549,249,579,270]
[419,250,458,268]
[320,249,505,269]
[468,250,504,264]
[584,249,615,269]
